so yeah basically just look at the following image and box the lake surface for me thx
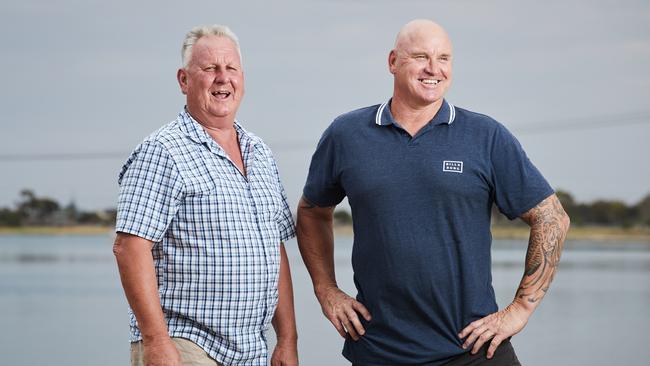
[0,234,648,365]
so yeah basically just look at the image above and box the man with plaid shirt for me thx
[113,25,298,366]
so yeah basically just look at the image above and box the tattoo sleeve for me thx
[516,195,570,306]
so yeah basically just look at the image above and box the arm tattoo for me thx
[516,195,569,304]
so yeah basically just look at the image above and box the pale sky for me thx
[0,0,648,210]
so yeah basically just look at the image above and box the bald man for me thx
[297,19,570,365]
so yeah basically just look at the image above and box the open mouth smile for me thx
[211,90,231,99]
[419,78,440,85]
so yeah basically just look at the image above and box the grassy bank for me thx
[334,225,650,242]
[491,226,650,242]
[2,225,649,242]
[0,226,114,235]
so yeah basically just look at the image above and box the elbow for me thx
[562,211,571,233]
[112,236,124,259]
[112,233,131,260]
[555,205,571,236]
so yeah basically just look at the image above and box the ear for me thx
[177,68,188,95]
[388,50,397,75]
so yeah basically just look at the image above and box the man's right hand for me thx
[115,234,180,365]
[315,286,372,341]
[143,336,182,366]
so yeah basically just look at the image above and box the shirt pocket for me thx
[248,163,284,221]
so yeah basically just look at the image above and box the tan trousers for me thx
[130,337,223,366]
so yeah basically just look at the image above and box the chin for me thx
[208,107,233,116]
[412,95,442,106]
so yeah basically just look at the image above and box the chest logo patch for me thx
[443,160,463,173]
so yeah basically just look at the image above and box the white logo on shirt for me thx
[443,160,463,173]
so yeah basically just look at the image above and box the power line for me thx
[1,110,648,162]
[511,110,650,134]
[0,152,127,162]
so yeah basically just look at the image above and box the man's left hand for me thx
[458,301,532,359]
[271,339,298,366]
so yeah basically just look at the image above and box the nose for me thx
[424,58,440,75]
[213,68,229,84]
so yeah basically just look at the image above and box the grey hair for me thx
[181,24,241,68]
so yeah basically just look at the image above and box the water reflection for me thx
[0,235,648,365]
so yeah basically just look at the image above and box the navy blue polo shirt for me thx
[303,99,554,365]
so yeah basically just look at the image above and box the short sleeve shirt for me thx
[303,99,553,365]
[116,109,295,366]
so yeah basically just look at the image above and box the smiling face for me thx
[389,21,453,109]
[177,35,244,125]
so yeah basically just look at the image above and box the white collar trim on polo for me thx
[375,100,456,126]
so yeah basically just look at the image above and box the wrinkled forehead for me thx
[190,35,242,65]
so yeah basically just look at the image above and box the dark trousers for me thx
[352,339,521,366]
[443,339,521,366]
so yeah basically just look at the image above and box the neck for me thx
[390,96,444,132]
[186,108,238,144]
[186,106,236,131]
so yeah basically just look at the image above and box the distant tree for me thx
[490,204,526,226]
[333,210,353,225]
[63,201,79,222]
[102,209,117,225]
[556,189,581,225]
[587,200,636,227]
[0,208,22,226]
[77,212,103,224]
[17,189,61,225]
[636,194,650,226]
[555,190,576,207]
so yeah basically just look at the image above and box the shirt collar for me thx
[178,108,211,144]
[177,107,259,149]
[375,98,456,127]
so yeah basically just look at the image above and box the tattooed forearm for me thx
[516,194,570,306]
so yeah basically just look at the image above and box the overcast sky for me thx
[0,0,648,210]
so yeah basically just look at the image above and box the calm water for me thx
[0,234,648,365]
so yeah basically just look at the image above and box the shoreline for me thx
[490,226,650,242]
[0,226,115,236]
[1,225,649,243]
[333,225,650,243]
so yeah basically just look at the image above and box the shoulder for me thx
[326,104,381,136]
[141,119,188,152]
[452,105,518,141]
[453,106,503,131]
[129,118,185,159]
[118,119,187,183]
[239,124,267,149]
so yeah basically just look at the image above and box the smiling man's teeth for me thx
[421,79,439,85]
[211,91,231,97]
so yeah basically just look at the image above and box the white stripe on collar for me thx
[448,103,456,125]
[375,100,456,125]
[375,101,388,125]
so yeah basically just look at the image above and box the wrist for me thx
[276,333,298,347]
[511,297,536,316]
[314,282,338,300]
[141,332,171,344]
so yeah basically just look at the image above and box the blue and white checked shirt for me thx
[116,108,296,366]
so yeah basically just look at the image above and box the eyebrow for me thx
[407,50,452,58]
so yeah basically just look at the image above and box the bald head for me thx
[388,19,453,110]
[394,19,451,51]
